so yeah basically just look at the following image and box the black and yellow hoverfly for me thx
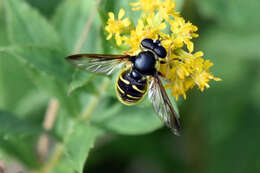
[66,38,181,135]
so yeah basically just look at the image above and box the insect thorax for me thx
[133,51,157,76]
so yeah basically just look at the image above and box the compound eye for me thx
[141,38,154,50]
[154,46,167,58]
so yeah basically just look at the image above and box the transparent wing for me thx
[148,74,181,136]
[66,54,130,75]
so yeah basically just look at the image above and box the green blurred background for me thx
[0,0,260,173]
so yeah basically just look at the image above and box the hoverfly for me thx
[66,38,181,135]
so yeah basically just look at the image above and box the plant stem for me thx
[38,144,64,173]
[81,78,110,120]
[74,0,101,53]
[38,77,110,173]
[37,99,59,162]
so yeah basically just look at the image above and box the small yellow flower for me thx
[166,78,187,100]
[105,9,131,45]
[124,19,146,55]
[160,50,220,98]
[158,0,179,21]
[105,0,220,100]
[146,12,166,31]
[192,59,221,91]
[169,17,198,53]
[124,13,166,55]
[130,0,160,14]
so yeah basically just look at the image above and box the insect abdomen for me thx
[116,69,147,105]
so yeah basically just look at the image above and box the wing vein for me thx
[66,54,130,75]
[148,75,181,135]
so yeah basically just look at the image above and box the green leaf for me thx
[4,0,61,47]
[52,0,102,53]
[27,65,80,117]
[0,135,41,169]
[2,46,73,82]
[0,111,42,168]
[52,0,103,93]
[0,47,80,116]
[102,105,163,135]
[52,123,102,173]
[68,70,95,94]
[26,0,62,18]
[0,4,8,46]
[14,90,49,119]
[0,50,34,110]
[3,0,80,116]
[0,111,42,137]
[89,96,163,135]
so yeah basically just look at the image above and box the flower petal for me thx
[118,9,125,20]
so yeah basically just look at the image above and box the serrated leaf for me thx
[52,123,101,173]
[4,0,61,47]
[0,48,80,116]
[2,46,73,83]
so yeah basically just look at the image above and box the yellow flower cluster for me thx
[105,9,131,45]
[105,0,220,99]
